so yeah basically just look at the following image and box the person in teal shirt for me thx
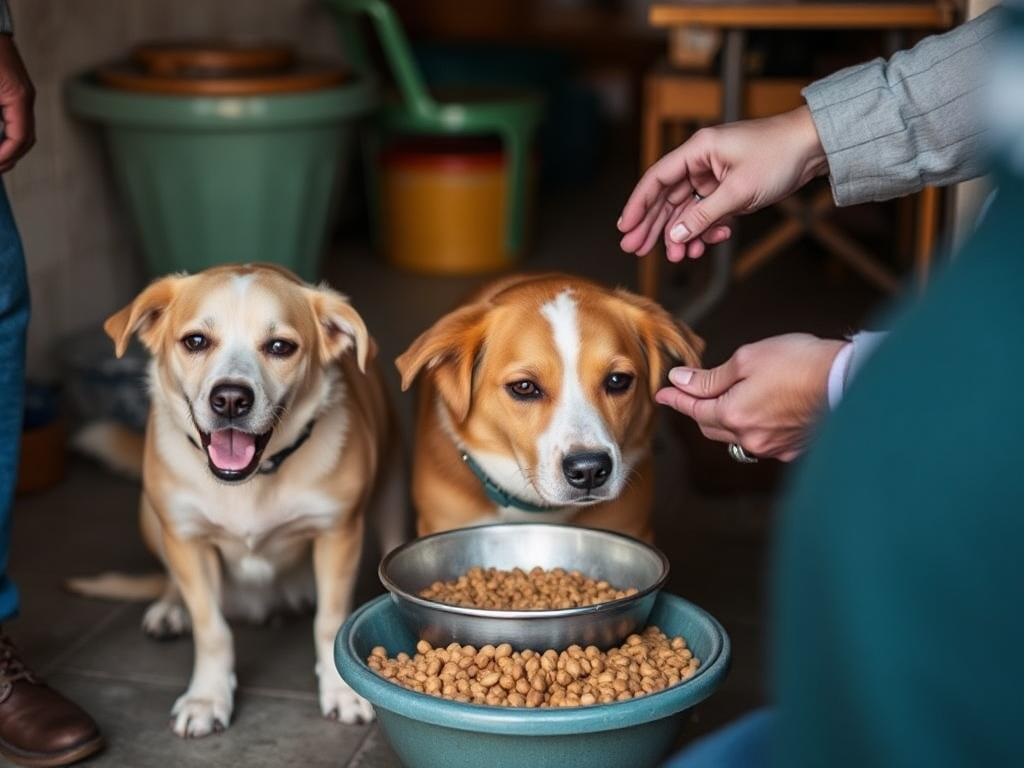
[771,163,1021,766]
[619,3,1022,765]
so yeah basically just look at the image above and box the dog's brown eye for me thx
[182,334,209,353]
[264,339,297,358]
[507,380,543,400]
[605,372,634,394]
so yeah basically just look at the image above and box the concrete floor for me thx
[5,157,882,766]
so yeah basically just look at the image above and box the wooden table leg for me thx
[914,186,940,288]
[679,28,744,324]
[721,30,745,123]
[639,76,663,299]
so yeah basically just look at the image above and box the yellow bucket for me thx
[380,139,521,274]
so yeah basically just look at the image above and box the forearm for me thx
[804,8,1002,206]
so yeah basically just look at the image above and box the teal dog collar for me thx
[460,452,555,513]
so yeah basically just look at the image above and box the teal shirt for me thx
[773,170,1023,766]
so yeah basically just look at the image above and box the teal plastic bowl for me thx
[336,593,730,768]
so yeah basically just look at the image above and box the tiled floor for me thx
[5,156,881,766]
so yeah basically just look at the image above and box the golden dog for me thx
[397,274,702,541]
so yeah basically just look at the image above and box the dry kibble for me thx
[418,566,638,610]
[367,626,699,709]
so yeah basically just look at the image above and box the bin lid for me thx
[382,136,507,172]
[96,41,347,96]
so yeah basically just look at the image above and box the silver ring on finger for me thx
[693,191,704,202]
[728,442,758,464]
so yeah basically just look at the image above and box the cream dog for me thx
[84,264,400,737]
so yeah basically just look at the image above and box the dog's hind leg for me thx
[142,581,191,639]
[135,497,191,639]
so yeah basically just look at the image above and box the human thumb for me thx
[668,357,741,399]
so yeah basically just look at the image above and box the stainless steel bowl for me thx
[379,523,670,651]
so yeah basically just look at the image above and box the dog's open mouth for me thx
[199,428,273,482]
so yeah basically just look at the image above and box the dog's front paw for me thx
[171,681,234,738]
[143,600,191,639]
[317,668,374,724]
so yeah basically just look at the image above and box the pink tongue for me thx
[207,429,257,471]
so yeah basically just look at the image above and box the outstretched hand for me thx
[617,106,828,262]
[655,334,846,462]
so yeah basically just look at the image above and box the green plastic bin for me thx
[66,66,376,280]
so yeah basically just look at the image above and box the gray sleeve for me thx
[803,8,1002,206]
[0,1,11,35]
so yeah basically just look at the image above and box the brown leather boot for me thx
[0,631,103,767]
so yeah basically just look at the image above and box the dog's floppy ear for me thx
[104,275,184,358]
[613,288,704,395]
[305,285,373,372]
[395,303,488,422]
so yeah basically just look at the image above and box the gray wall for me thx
[6,0,343,378]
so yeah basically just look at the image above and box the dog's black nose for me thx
[209,384,253,419]
[562,452,613,490]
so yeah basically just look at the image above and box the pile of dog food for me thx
[418,565,639,610]
[367,627,699,708]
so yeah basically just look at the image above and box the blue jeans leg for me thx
[0,180,28,623]
[663,709,775,768]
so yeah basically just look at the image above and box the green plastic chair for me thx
[325,0,542,255]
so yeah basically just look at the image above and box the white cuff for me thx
[827,330,889,410]
[826,342,854,411]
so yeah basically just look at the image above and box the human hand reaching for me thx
[617,106,828,262]
[654,333,846,462]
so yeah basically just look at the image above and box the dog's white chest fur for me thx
[152,397,352,583]
[168,484,340,562]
